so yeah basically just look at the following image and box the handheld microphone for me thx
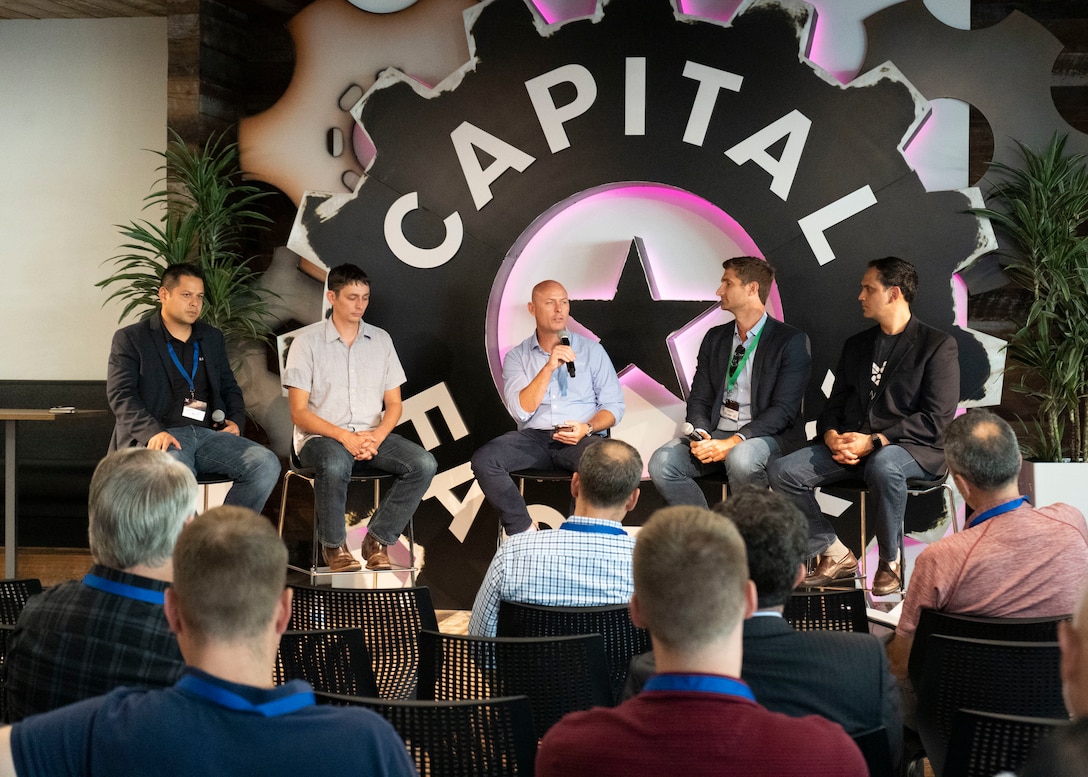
[211,409,226,430]
[681,422,709,442]
[559,330,575,378]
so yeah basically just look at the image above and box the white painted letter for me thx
[400,383,469,450]
[798,186,878,265]
[625,57,646,136]
[525,64,598,153]
[384,192,464,269]
[681,61,744,146]
[450,121,536,211]
[725,110,812,201]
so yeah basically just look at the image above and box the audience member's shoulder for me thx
[1039,502,1088,526]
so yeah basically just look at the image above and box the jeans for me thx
[298,434,437,548]
[648,435,780,508]
[769,442,930,562]
[166,425,280,513]
[470,429,602,533]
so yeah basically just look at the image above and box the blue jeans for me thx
[470,429,602,533]
[769,443,930,562]
[166,425,281,513]
[648,435,781,508]
[298,434,437,548]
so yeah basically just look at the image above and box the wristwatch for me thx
[586,422,594,438]
[871,434,883,450]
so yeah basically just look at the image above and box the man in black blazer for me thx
[624,488,902,766]
[106,263,280,513]
[648,257,810,507]
[770,257,959,596]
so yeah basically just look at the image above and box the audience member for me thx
[6,448,194,721]
[624,488,901,764]
[771,256,959,595]
[471,279,624,537]
[106,262,280,513]
[283,263,437,572]
[468,438,641,637]
[536,505,867,776]
[886,410,1088,680]
[0,506,416,776]
[648,256,809,502]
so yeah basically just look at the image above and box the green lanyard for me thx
[725,325,763,393]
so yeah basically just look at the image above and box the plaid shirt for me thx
[468,517,636,637]
[5,564,184,721]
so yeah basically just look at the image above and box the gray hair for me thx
[943,410,1022,491]
[88,448,197,569]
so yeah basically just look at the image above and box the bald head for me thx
[528,280,570,339]
[943,410,1022,492]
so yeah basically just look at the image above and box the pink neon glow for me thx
[530,0,596,25]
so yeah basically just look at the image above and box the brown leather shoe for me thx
[322,543,362,573]
[803,549,859,587]
[361,533,392,570]
[872,559,902,596]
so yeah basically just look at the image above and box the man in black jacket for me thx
[106,263,280,513]
[770,257,959,595]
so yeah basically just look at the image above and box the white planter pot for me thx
[1019,460,1088,517]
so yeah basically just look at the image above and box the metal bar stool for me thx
[276,460,416,585]
[196,474,233,513]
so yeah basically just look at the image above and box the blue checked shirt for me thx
[468,517,636,637]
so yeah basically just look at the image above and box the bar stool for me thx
[195,474,232,513]
[276,460,416,585]
[505,468,573,544]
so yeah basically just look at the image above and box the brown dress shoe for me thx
[323,543,362,573]
[803,549,859,587]
[361,533,392,570]
[872,559,902,596]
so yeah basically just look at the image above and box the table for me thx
[1,409,107,579]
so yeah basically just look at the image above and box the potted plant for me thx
[97,129,278,352]
[973,134,1088,512]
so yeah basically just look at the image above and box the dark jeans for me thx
[470,429,602,533]
[166,425,280,513]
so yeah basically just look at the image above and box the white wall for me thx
[0,17,167,380]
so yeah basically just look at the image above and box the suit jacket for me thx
[817,316,958,476]
[687,316,810,453]
[106,315,245,451]
[624,616,902,764]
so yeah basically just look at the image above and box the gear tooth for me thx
[862,1,1088,172]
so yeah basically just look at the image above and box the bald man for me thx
[471,280,624,536]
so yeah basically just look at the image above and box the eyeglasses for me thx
[729,344,746,376]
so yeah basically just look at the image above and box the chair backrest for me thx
[784,588,869,632]
[851,726,894,777]
[916,635,1065,777]
[287,584,439,699]
[943,709,1068,777]
[0,579,43,625]
[417,629,612,739]
[496,600,650,704]
[907,608,1067,688]
[0,623,15,724]
[274,628,379,698]
[315,691,538,776]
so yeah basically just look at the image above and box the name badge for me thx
[721,399,740,423]
[182,398,208,422]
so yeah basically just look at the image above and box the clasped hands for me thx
[824,430,875,465]
[552,420,588,446]
[690,432,741,464]
[341,429,384,461]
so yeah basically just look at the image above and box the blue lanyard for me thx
[82,573,165,605]
[968,496,1029,529]
[559,520,628,536]
[644,673,755,702]
[166,340,200,397]
[178,674,315,717]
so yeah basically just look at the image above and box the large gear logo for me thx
[251,0,1040,605]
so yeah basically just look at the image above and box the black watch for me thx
[871,434,883,450]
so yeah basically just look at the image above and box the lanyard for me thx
[644,673,755,702]
[559,520,628,536]
[725,325,763,393]
[177,674,315,717]
[82,573,165,605]
[166,340,200,398]
[967,496,1029,529]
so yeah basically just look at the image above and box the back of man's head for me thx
[88,448,197,569]
[943,409,1022,491]
[172,506,288,644]
[576,439,642,510]
[713,487,807,609]
[633,506,748,652]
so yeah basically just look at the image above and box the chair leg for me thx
[859,492,868,582]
